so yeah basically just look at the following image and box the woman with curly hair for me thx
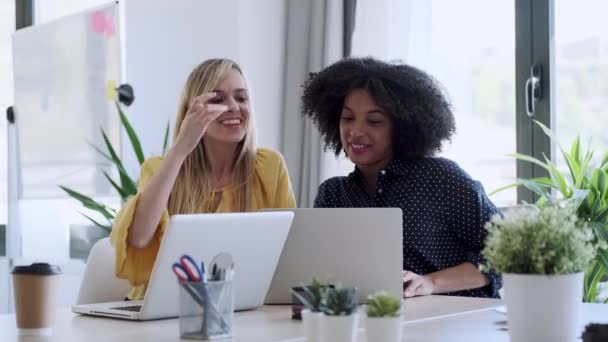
[302,57,501,298]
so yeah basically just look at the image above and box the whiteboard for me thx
[12,2,121,198]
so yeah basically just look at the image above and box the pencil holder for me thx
[178,280,234,340]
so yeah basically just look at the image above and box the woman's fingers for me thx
[190,92,217,107]
[204,104,229,115]
[186,92,218,115]
[404,278,422,297]
[403,270,417,283]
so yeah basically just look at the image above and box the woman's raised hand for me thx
[174,92,227,156]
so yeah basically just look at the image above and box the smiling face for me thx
[203,68,250,144]
[340,89,394,170]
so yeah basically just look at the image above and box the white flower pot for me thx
[320,313,360,342]
[365,316,402,342]
[302,309,323,342]
[503,272,583,342]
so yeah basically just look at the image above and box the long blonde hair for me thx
[167,59,256,214]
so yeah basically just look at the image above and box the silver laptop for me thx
[264,208,403,304]
[72,211,294,320]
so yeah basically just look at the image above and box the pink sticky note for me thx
[91,11,106,34]
[104,16,115,38]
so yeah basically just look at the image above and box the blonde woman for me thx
[110,58,296,300]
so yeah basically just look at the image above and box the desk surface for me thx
[0,296,606,341]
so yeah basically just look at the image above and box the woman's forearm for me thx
[429,262,489,294]
[127,147,187,248]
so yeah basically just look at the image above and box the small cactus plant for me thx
[366,292,401,318]
[291,277,330,312]
[321,287,358,316]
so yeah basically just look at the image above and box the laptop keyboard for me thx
[110,305,142,312]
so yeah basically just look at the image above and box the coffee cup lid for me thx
[11,263,62,275]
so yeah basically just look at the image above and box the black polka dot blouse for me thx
[314,157,502,298]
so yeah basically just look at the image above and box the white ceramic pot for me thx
[302,309,323,342]
[320,313,360,342]
[365,315,402,342]
[503,272,583,342]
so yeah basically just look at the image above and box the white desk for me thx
[0,296,606,341]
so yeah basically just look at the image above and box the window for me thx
[0,1,16,224]
[324,0,517,207]
[555,1,608,166]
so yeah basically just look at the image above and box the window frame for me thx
[516,0,554,203]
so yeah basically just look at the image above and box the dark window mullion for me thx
[15,0,34,29]
[530,0,555,175]
[515,0,554,204]
[515,0,535,204]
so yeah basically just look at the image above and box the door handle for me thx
[525,65,543,117]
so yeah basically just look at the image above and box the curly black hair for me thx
[301,57,456,159]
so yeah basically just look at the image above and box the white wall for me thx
[121,0,286,177]
[237,0,286,150]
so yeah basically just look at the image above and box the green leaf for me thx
[116,102,145,165]
[543,154,571,198]
[509,153,550,172]
[581,191,597,218]
[585,262,603,303]
[590,222,608,243]
[101,129,137,196]
[562,148,581,187]
[591,169,607,195]
[102,171,128,200]
[580,148,595,182]
[291,289,317,312]
[86,141,112,162]
[530,177,559,189]
[570,135,581,165]
[594,207,608,224]
[79,211,112,233]
[59,186,115,221]
[571,189,590,211]
[601,151,608,169]
[488,183,518,196]
[533,120,561,144]
[162,121,171,155]
[516,178,552,200]
[597,250,608,276]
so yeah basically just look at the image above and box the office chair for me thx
[76,238,131,304]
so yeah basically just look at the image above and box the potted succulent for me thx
[319,287,359,342]
[483,204,599,342]
[291,277,330,342]
[365,292,402,342]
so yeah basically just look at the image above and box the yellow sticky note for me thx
[106,80,117,101]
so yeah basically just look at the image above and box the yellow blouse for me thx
[109,148,296,300]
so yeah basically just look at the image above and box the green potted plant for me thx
[492,120,608,303]
[61,102,170,259]
[290,277,330,342]
[319,286,359,342]
[365,292,402,342]
[483,204,598,342]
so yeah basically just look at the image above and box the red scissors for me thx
[171,254,203,282]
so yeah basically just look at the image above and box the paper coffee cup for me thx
[12,263,62,336]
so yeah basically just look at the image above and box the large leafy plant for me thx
[60,102,170,233]
[492,120,608,302]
